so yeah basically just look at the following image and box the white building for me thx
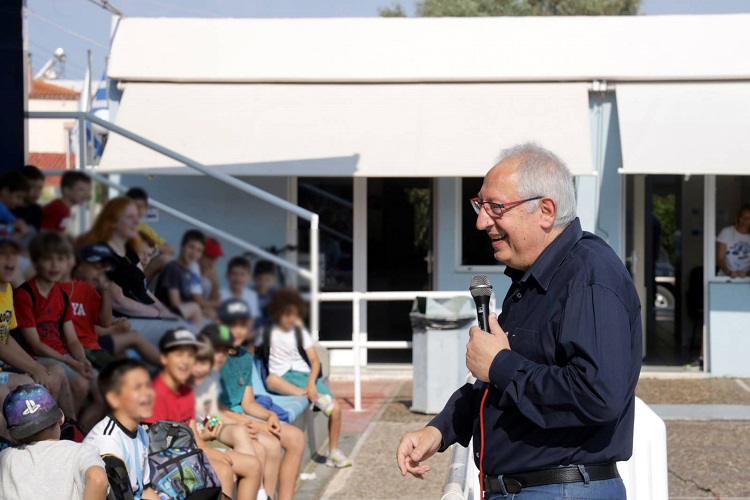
[98,15,750,373]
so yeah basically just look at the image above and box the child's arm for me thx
[62,321,94,378]
[304,346,322,401]
[141,488,161,500]
[97,284,113,328]
[239,385,281,434]
[0,337,55,388]
[21,326,71,363]
[82,465,108,500]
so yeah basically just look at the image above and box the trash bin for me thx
[410,296,475,414]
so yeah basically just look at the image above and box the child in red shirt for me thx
[59,244,161,369]
[13,233,102,429]
[40,171,91,233]
[145,329,261,499]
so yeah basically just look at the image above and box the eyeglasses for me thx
[470,196,543,218]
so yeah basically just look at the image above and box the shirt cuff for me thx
[426,413,455,453]
[489,348,526,392]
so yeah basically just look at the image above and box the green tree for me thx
[380,0,641,17]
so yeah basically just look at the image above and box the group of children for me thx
[0,203,352,499]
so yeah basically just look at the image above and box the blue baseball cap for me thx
[218,298,251,323]
[3,384,63,440]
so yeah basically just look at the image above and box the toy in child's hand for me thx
[203,414,221,431]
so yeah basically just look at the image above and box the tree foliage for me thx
[380,0,641,17]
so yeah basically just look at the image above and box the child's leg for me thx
[203,449,235,499]
[110,331,162,367]
[328,399,343,453]
[224,449,262,500]
[277,423,305,500]
[78,382,106,433]
[265,374,306,396]
[218,424,263,462]
[256,431,282,499]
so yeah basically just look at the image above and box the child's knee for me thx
[71,376,88,394]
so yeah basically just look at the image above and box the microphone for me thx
[469,274,493,331]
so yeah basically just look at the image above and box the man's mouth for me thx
[489,232,508,246]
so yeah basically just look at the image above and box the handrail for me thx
[26,110,320,338]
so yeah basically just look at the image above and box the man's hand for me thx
[466,313,509,382]
[29,364,54,390]
[396,426,443,479]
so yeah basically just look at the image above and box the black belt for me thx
[482,463,620,495]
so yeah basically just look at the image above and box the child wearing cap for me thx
[13,233,104,429]
[215,304,305,500]
[61,244,161,369]
[262,288,351,468]
[145,328,262,500]
[0,383,108,499]
[85,359,160,500]
[154,229,206,325]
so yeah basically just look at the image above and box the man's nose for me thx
[476,207,494,231]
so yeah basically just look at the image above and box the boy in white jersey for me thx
[84,359,159,500]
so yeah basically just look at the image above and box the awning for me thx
[617,83,750,175]
[98,82,594,177]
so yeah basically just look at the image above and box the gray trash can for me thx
[410,296,475,414]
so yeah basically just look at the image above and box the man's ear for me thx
[538,197,557,230]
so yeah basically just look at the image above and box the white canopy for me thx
[107,16,750,83]
[617,83,750,175]
[98,82,594,177]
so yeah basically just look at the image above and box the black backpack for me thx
[145,421,222,500]
[259,324,323,380]
[10,282,70,349]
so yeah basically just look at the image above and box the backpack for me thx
[259,324,323,382]
[146,421,222,500]
[10,282,70,349]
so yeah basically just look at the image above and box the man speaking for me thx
[397,144,641,498]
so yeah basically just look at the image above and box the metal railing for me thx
[319,290,472,411]
[26,110,321,337]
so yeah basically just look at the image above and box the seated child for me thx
[213,306,305,500]
[220,256,260,332]
[262,288,351,468]
[252,260,277,332]
[144,328,262,500]
[126,187,176,281]
[192,238,223,320]
[85,359,160,500]
[192,331,270,499]
[41,170,92,233]
[0,171,31,238]
[12,164,45,233]
[154,230,206,325]
[0,383,108,499]
[13,233,103,430]
[62,244,161,369]
[0,236,79,421]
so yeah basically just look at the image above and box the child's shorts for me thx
[281,370,333,398]
[85,348,115,370]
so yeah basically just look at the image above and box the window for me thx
[714,175,750,278]
[459,178,503,268]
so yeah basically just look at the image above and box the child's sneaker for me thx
[313,394,335,416]
[325,449,352,468]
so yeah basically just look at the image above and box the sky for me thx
[27,0,750,80]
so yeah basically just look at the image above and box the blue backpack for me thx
[146,421,222,500]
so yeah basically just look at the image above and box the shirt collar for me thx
[503,218,584,291]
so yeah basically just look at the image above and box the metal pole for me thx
[83,169,312,279]
[77,116,88,235]
[353,292,362,411]
[309,215,320,341]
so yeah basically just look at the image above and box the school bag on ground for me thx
[146,420,222,500]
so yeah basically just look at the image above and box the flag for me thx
[70,51,92,164]
[89,73,109,162]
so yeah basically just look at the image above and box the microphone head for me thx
[469,274,493,297]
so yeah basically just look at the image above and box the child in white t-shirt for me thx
[261,289,352,468]
[717,205,750,277]
[220,256,260,329]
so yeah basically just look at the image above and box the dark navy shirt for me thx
[429,218,642,475]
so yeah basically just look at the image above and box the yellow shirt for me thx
[0,282,17,344]
[138,222,166,246]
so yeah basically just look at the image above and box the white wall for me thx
[27,99,77,153]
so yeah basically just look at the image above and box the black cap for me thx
[200,324,235,350]
[218,298,251,323]
[79,244,118,264]
[158,328,205,353]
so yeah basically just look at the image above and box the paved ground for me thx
[294,374,750,499]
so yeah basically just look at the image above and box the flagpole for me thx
[78,50,92,234]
